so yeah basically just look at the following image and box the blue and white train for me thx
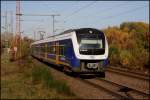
[31,28,109,77]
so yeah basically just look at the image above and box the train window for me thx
[41,44,45,52]
[49,46,51,53]
[49,46,52,53]
[52,46,56,54]
[40,44,44,53]
[81,39,103,48]
[59,46,65,56]
[45,43,47,53]
[41,46,43,52]
[39,45,41,52]
[48,45,56,54]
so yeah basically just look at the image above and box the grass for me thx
[32,66,73,95]
[31,61,74,96]
[1,49,76,99]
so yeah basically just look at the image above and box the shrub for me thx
[31,65,73,96]
[132,48,149,68]
[103,22,149,70]
[119,50,133,67]
[109,45,120,65]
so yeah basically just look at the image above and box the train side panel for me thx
[31,39,80,71]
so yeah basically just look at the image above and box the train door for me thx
[55,42,59,64]
[45,43,47,58]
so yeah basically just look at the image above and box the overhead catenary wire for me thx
[19,19,44,22]
[82,1,130,18]
[42,1,80,32]
[59,1,98,30]
[95,4,149,22]
[62,1,129,29]
[58,1,80,14]
[64,1,97,20]
[65,4,148,30]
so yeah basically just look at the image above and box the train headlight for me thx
[87,63,98,69]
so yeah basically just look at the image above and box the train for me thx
[30,28,109,77]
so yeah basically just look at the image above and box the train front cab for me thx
[69,28,109,77]
[69,59,108,77]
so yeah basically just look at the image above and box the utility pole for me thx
[16,1,21,37]
[51,14,60,34]
[5,1,8,37]
[5,8,9,48]
[10,11,13,35]
[34,30,36,41]
[20,13,60,36]
[5,11,7,40]
[38,31,45,40]
[10,0,21,61]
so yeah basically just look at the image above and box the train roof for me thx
[31,28,103,45]
[59,28,101,35]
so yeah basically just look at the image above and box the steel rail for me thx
[108,66,149,77]
[76,78,131,99]
[95,78,149,97]
[106,68,149,81]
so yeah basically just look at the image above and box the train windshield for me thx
[76,28,105,55]
[80,39,103,49]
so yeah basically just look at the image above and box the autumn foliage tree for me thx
[103,22,149,70]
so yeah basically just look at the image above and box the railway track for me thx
[34,57,149,99]
[78,78,130,99]
[77,77,149,99]
[96,78,149,97]
[106,67,149,81]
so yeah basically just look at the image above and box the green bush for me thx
[109,45,120,65]
[31,66,73,96]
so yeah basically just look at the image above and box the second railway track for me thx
[106,67,149,81]
[77,77,149,99]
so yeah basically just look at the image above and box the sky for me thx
[1,1,149,40]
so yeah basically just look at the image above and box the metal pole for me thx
[11,11,13,35]
[20,13,60,36]
[5,12,7,40]
[51,14,60,35]
[6,1,8,33]
[52,15,54,35]
[34,30,36,41]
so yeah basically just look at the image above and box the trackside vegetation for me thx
[1,44,75,99]
[103,22,149,70]
[31,60,74,96]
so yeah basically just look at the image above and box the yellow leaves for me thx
[122,58,129,67]
[103,21,149,68]
[119,50,132,67]
[104,27,130,49]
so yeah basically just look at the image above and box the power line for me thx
[82,1,129,18]
[102,5,148,20]
[19,19,44,22]
[93,5,148,24]
[75,2,145,21]
[41,3,56,13]
[20,13,60,35]
[58,1,80,14]
[64,1,97,20]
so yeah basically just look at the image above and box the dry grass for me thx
[1,49,76,99]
